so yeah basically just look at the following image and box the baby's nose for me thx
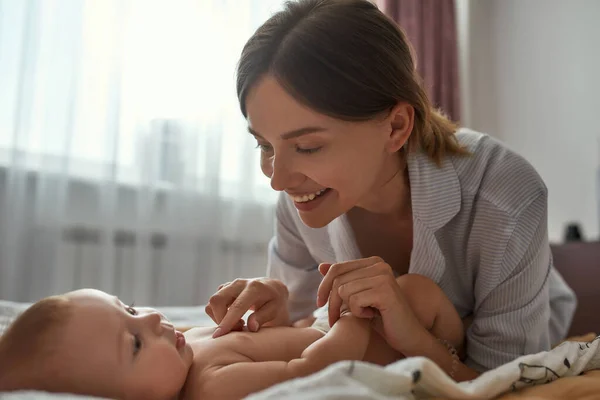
[161,319,174,330]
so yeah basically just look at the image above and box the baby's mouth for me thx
[175,330,186,349]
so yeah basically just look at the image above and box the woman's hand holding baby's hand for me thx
[206,278,290,338]
[317,257,424,353]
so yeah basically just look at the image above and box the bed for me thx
[1,241,599,399]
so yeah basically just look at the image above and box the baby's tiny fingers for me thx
[231,319,245,331]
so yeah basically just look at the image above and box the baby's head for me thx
[0,289,193,399]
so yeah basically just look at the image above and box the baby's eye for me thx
[133,335,142,356]
[126,304,137,316]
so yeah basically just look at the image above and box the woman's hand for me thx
[317,257,424,353]
[206,278,290,338]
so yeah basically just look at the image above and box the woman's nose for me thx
[268,156,303,192]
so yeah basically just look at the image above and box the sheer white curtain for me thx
[0,0,283,305]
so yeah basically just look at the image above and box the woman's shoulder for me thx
[452,128,548,218]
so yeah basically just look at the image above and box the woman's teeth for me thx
[291,189,328,203]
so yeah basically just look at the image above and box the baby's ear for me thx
[318,263,332,276]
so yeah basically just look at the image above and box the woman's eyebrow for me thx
[248,126,328,140]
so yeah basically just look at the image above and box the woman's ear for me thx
[386,103,414,153]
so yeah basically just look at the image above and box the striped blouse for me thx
[267,128,577,372]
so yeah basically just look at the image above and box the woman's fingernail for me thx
[212,327,223,338]
[316,295,321,306]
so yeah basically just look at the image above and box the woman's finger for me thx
[317,257,383,307]
[214,282,269,337]
[337,274,390,304]
[209,292,237,325]
[205,304,216,324]
[318,261,368,306]
[246,299,279,332]
[329,263,392,301]
[326,263,392,324]
[209,281,247,324]
[346,288,385,318]
[318,263,332,276]
[329,274,389,325]
[332,263,388,289]
[324,262,384,324]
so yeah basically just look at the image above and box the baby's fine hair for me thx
[0,295,72,392]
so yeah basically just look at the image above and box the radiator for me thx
[4,224,268,306]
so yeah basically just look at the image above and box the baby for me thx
[0,274,464,400]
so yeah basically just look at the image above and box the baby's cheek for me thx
[159,356,189,394]
[182,345,194,369]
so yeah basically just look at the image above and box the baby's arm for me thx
[189,314,371,400]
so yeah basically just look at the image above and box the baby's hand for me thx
[340,302,378,319]
[340,302,352,318]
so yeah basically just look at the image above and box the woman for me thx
[206,0,577,381]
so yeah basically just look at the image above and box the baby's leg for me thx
[396,274,464,352]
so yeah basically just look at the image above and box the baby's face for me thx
[59,289,193,399]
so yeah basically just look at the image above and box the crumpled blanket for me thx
[248,335,600,400]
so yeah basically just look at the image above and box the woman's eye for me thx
[296,146,322,155]
[255,143,273,153]
[133,335,142,356]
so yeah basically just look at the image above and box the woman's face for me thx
[245,75,409,228]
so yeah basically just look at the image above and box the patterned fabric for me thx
[267,129,577,372]
[248,336,600,400]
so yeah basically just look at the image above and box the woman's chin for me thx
[294,191,349,228]
[298,210,339,229]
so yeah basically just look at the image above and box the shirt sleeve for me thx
[465,192,554,372]
[266,193,322,322]
[547,264,577,345]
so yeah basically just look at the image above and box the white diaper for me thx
[311,304,331,333]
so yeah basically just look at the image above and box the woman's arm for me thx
[190,314,372,400]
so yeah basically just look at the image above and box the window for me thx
[0,0,284,204]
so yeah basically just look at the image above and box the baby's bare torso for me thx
[178,323,401,399]
[185,326,323,365]
[183,323,400,376]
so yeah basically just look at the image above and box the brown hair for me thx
[237,0,467,165]
[0,296,72,392]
